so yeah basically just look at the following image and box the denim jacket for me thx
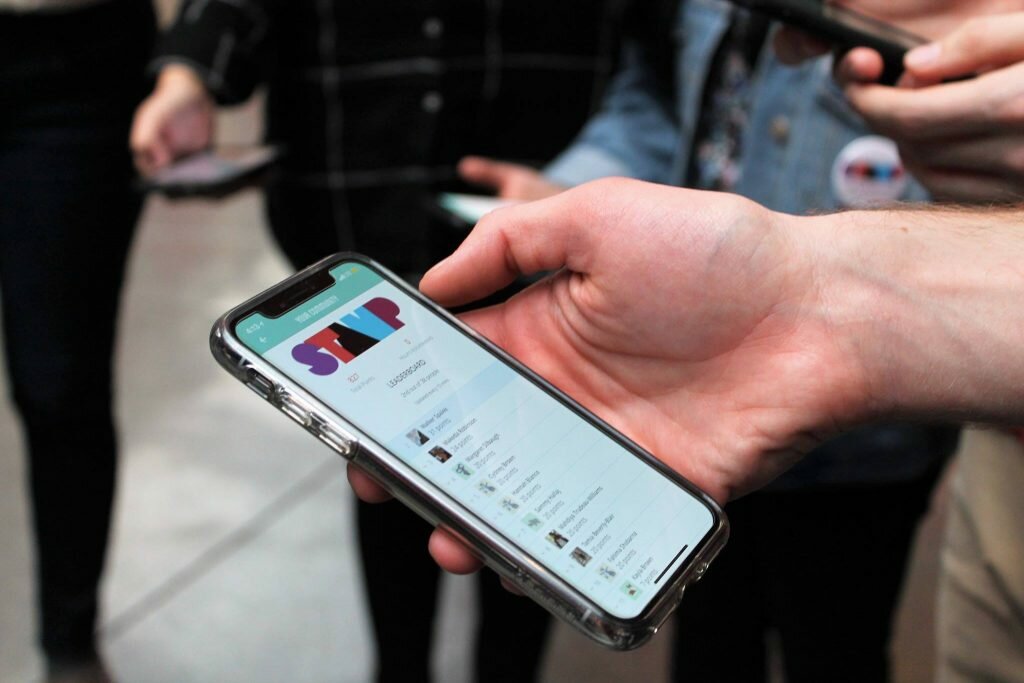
[545,0,956,487]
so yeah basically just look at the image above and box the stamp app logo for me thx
[291,297,404,375]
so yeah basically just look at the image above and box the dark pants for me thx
[0,0,154,664]
[268,193,551,682]
[359,503,551,683]
[671,467,944,683]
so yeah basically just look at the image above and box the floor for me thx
[0,53,952,683]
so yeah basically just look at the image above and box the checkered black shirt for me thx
[155,0,659,269]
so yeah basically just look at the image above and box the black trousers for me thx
[671,465,945,683]
[0,0,154,664]
[358,503,551,683]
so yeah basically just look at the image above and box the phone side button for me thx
[278,394,311,426]
[246,370,275,398]
[309,414,356,459]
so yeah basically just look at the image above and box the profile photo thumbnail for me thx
[429,445,452,463]
[406,429,430,446]
[546,530,569,549]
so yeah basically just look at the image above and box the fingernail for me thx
[906,42,941,69]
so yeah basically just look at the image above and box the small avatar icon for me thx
[570,547,592,567]
[430,446,453,464]
[546,530,569,549]
[523,514,543,530]
[620,582,641,599]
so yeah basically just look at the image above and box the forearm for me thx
[805,207,1024,425]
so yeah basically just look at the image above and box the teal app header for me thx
[236,263,381,354]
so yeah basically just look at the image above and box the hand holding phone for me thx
[839,13,1024,203]
[139,146,281,198]
[732,0,927,85]
[213,249,727,648]
[131,64,215,177]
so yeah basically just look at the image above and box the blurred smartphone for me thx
[141,146,280,198]
[211,253,728,649]
[436,192,517,226]
[730,0,926,85]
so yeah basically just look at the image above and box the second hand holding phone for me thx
[730,0,927,85]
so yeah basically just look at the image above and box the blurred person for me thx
[776,4,1024,203]
[457,2,964,680]
[778,12,1024,680]
[0,0,155,682]
[129,2,658,680]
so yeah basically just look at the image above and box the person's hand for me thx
[457,156,567,200]
[840,13,1024,202]
[130,64,215,176]
[348,178,879,572]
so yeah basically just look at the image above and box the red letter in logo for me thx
[306,327,356,363]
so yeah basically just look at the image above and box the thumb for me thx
[904,14,1024,81]
[420,186,595,307]
[130,99,174,176]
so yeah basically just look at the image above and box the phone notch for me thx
[259,266,336,318]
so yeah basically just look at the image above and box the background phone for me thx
[730,0,926,85]
[211,254,728,649]
[140,146,280,198]
[436,192,518,226]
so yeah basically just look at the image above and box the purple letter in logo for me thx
[291,342,339,376]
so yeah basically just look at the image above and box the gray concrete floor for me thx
[0,75,951,683]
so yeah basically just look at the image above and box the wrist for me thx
[156,63,208,97]
[803,206,1024,425]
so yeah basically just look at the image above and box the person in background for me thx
[776,9,1024,679]
[455,0,982,679]
[0,1,155,682]
[130,2,660,680]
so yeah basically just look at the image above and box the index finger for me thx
[904,14,1024,82]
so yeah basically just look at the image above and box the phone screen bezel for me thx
[225,253,726,626]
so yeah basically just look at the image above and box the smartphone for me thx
[730,0,927,85]
[210,254,728,649]
[436,192,518,227]
[140,146,280,198]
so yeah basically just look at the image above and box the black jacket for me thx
[155,0,655,271]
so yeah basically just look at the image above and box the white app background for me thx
[261,277,714,618]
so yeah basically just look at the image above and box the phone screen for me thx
[235,261,716,619]
[438,193,517,225]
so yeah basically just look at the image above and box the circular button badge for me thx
[831,136,907,208]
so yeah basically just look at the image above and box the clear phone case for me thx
[210,253,729,650]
